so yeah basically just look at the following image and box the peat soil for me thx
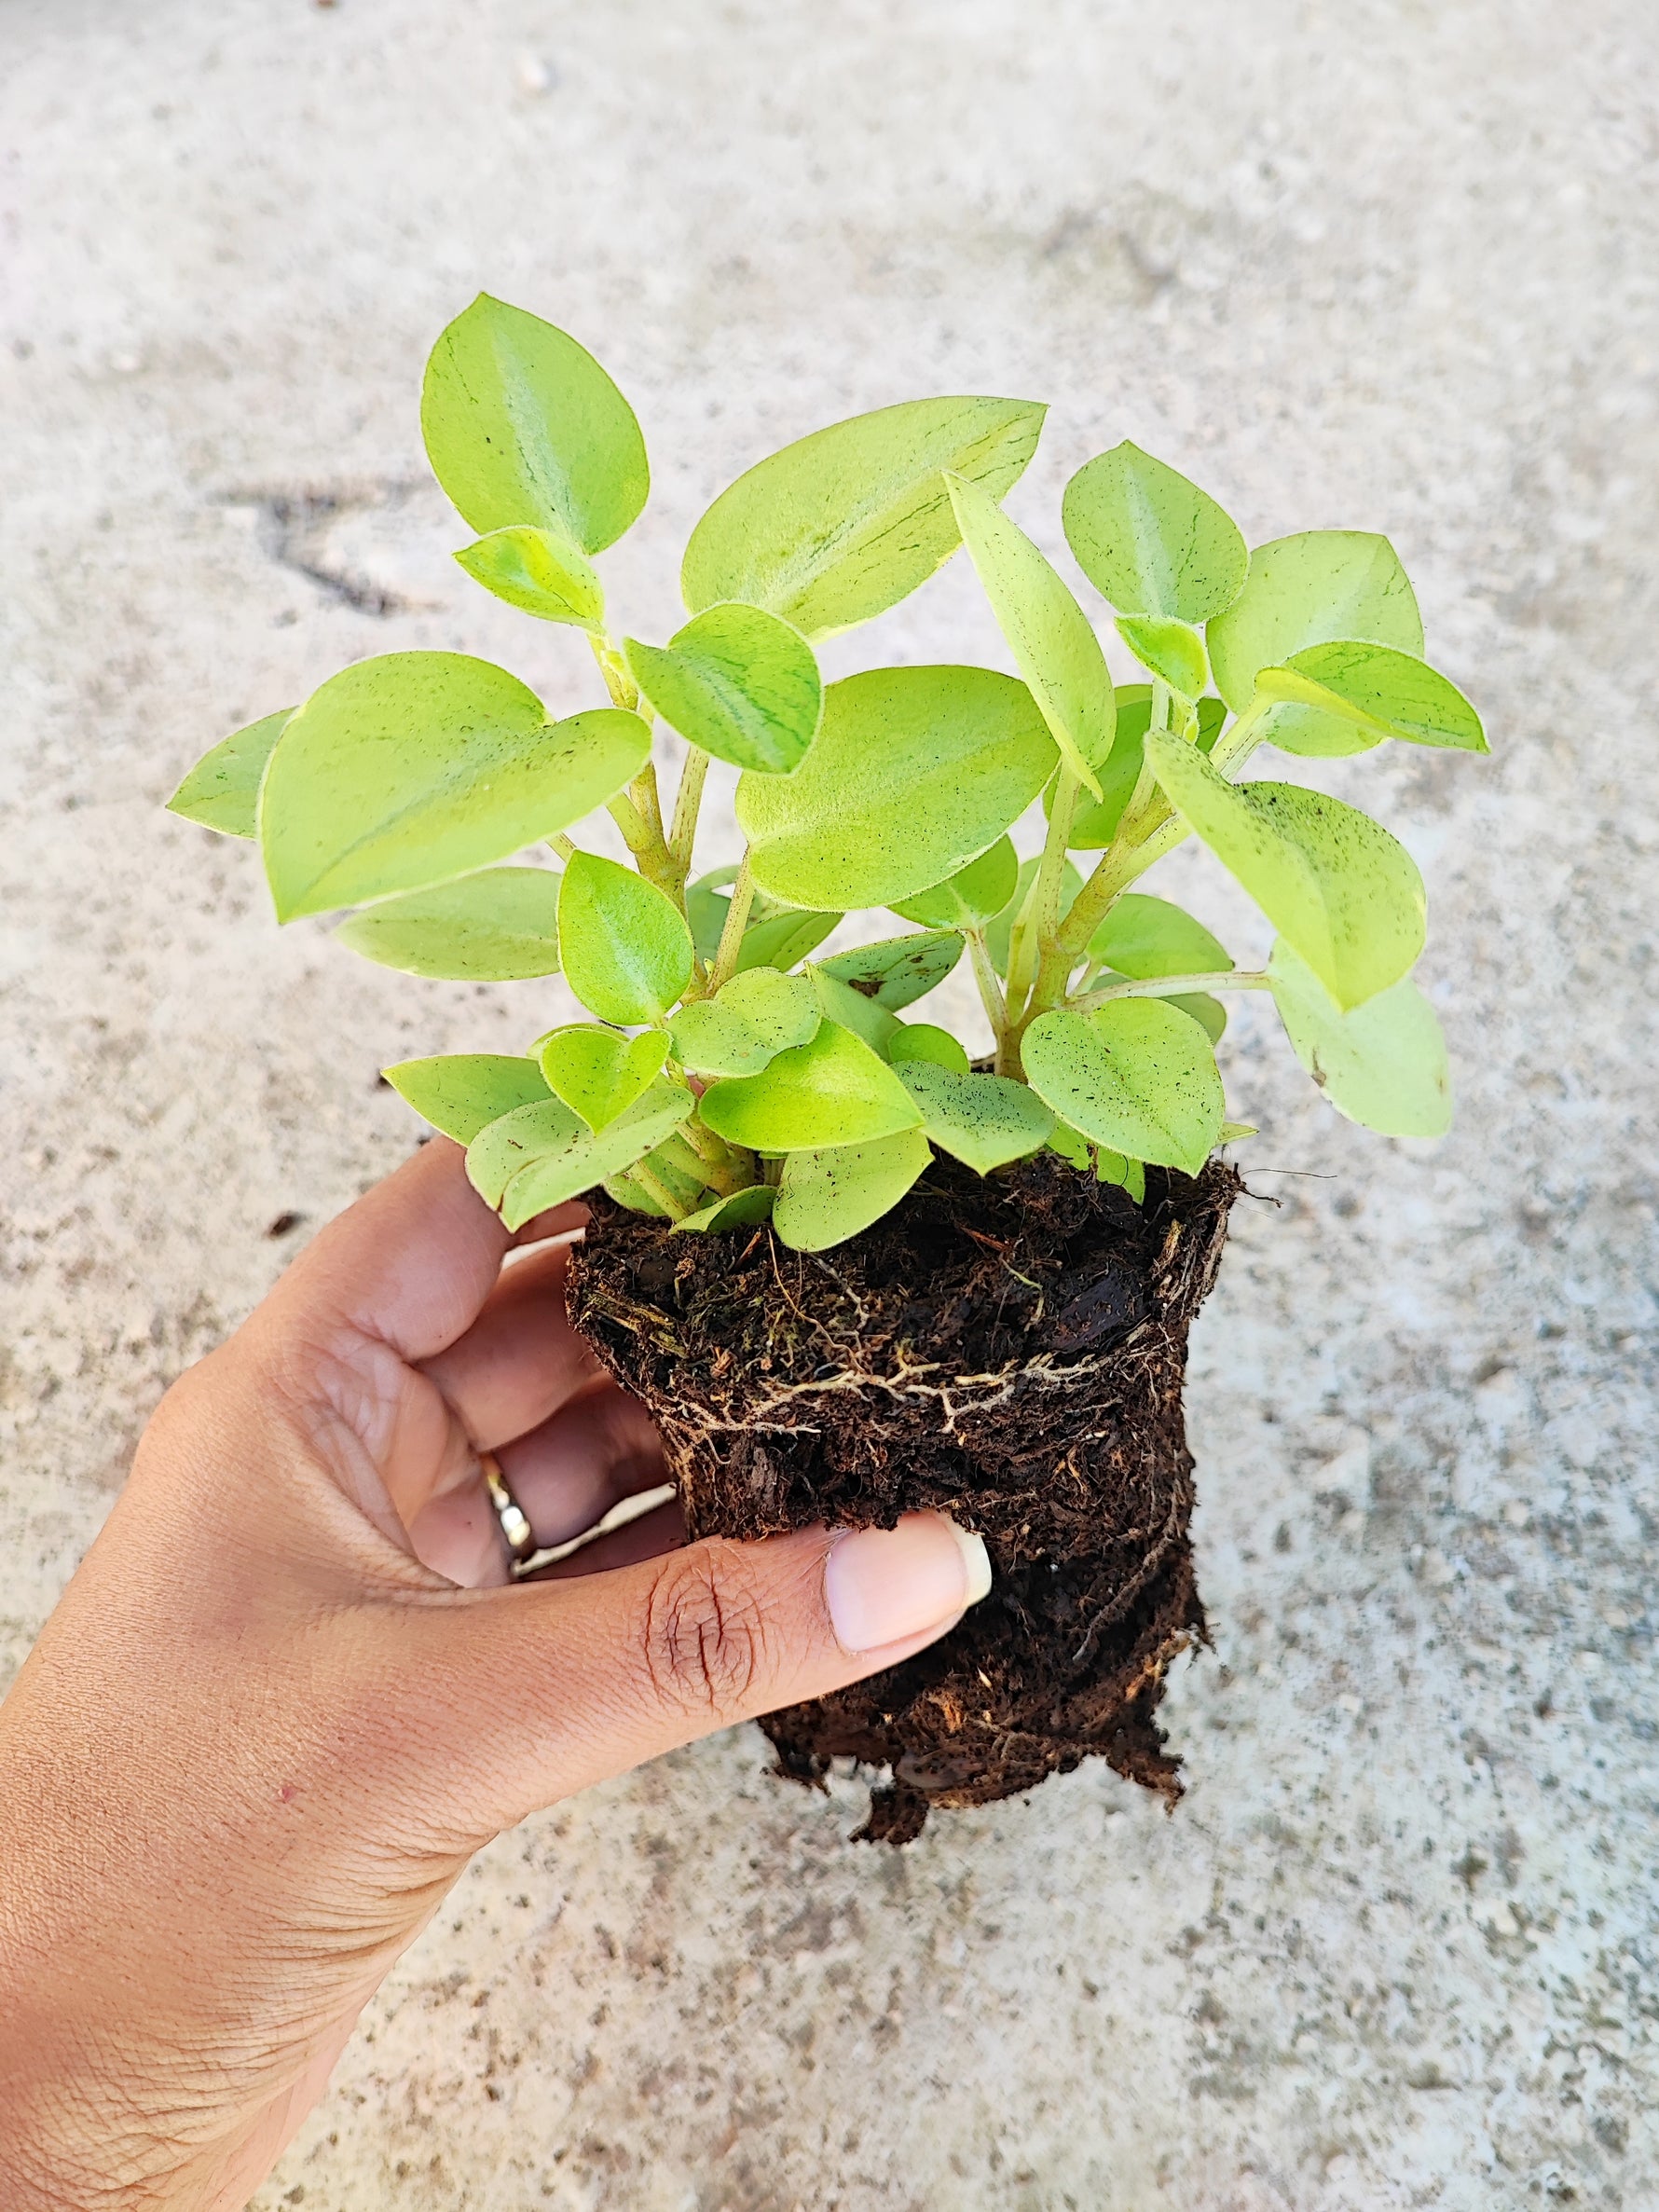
[566,1153,1239,1842]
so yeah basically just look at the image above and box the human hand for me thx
[0,1140,988,2209]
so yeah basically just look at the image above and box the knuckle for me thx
[641,1545,771,1718]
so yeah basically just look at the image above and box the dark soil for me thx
[565,1151,1239,1844]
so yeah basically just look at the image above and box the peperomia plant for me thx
[169,295,1486,1252]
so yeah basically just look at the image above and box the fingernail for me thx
[824,1514,994,1655]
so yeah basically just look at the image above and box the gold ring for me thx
[480,1450,539,1571]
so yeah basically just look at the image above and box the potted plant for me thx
[168,295,1486,1842]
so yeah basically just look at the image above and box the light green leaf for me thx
[1168,993,1227,1045]
[807,967,901,1058]
[1086,892,1231,980]
[736,907,841,974]
[1048,1119,1093,1170]
[700,1019,922,1152]
[1023,1000,1225,1175]
[898,1063,1055,1174]
[558,851,694,1024]
[816,930,964,1010]
[1116,614,1209,699]
[624,603,822,776]
[420,294,648,552]
[773,1129,935,1251]
[1207,531,1423,758]
[985,855,1081,977]
[539,1024,670,1131]
[166,708,292,838]
[891,837,1018,931]
[736,666,1057,912]
[260,653,650,921]
[674,1185,778,1233]
[382,1052,551,1144]
[1062,442,1248,624]
[1145,732,1426,1009]
[668,968,820,1077]
[1195,695,1228,754]
[888,1024,970,1073]
[604,1170,671,1218]
[1268,938,1452,1137]
[1218,1120,1258,1143]
[945,471,1114,799]
[682,395,1047,641]
[335,867,562,980]
[1255,639,1487,753]
[1056,684,1153,848]
[453,526,605,629]
[468,1079,693,1229]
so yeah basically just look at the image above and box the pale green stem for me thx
[1066,968,1272,1014]
[589,632,640,713]
[706,852,755,995]
[1015,766,1080,1021]
[965,930,1009,1072]
[668,748,710,877]
[633,1159,692,1221]
[1207,693,1271,775]
[549,832,577,863]
[672,1116,750,1196]
[1016,813,1191,1038]
[1150,677,1172,734]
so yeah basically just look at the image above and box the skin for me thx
[0,1141,976,2210]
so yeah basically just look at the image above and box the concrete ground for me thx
[4,1,1657,2205]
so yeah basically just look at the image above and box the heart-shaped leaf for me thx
[558,851,694,1024]
[453,526,605,629]
[540,1024,671,1130]
[674,1185,778,1233]
[1116,614,1209,699]
[1086,893,1231,981]
[1207,531,1423,758]
[736,666,1057,912]
[421,294,648,552]
[260,653,651,921]
[467,1079,693,1228]
[699,1019,922,1152]
[945,471,1114,798]
[1145,731,1425,1009]
[335,867,563,980]
[1022,1000,1225,1174]
[773,1130,934,1251]
[888,1024,970,1073]
[891,837,1018,931]
[1062,443,1248,623]
[167,708,292,838]
[624,603,823,776]
[815,930,964,1010]
[382,1053,552,1144]
[897,1063,1055,1174]
[1255,639,1487,753]
[681,395,1046,641]
[668,968,821,1077]
[1268,938,1452,1136]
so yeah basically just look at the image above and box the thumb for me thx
[406,1515,992,1838]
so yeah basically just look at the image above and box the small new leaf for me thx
[898,1063,1056,1174]
[167,708,292,838]
[773,1130,935,1251]
[699,1019,922,1152]
[539,1024,671,1131]
[453,526,605,629]
[558,851,694,1025]
[624,602,823,776]
[674,1185,778,1233]
[1268,938,1452,1136]
[1116,614,1209,700]
[335,867,562,980]
[667,967,821,1078]
[1062,442,1248,623]
[1022,1001,1225,1175]
[382,1053,551,1144]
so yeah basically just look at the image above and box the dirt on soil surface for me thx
[565,1151,1240,1842]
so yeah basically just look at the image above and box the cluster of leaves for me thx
[169,295,1487,1252]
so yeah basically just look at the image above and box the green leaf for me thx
[557,852,694,1024]
[945,471,1114,799]
[891,836,1018,931]
[807,966,901,1057]
[1023,1000,1225,1174]
[1062,442,1248,623]
[1255,639,1488,753]
[736,666,1057,912]
[1116,614,1209,699]
[984,855,1081,978]
[816,929,964,1010]
[1207,531,1423,758]
[539,1024,670,1131]
[1048,1119,1093,1170]
[382,1052,551,1144]
[604,1170,671,1218]
[674,1185,778,1233]
[1268,939,1452,1137]
[1195,695,1228,754]
[468,1079,693,1229]
[1145,732,1425,1009]
[1219,1120,1258,1143]
[898,1063,1055,1174]
[681,395,1047,641]
[700,1019,922,1152]
[773,1130,934,1251]
[1086,892,1230,980]
[624,603,822,776]
[667,967,821,1077]
[260,653,650,921]
[453,526,605,629]
[1167,993,1227,1046]
[736,907,841,974]
[1055,684,1153,848]
[334,867,562,980]
[420,294,648,553]
[888,1024,970,1074]
[166,709,292,838]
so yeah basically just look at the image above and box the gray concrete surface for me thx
[4,1,1657,2205]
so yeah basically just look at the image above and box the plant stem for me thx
[675,1115,751,1195]
[668,748,709,878]
[706,852,755,995]
[1066,968,1272,1013]
[549,832,577,862]
[966,930,1010,1071]
[589,632,640,713]
[1207,693,1270,775]
[633,1159,692,1221]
